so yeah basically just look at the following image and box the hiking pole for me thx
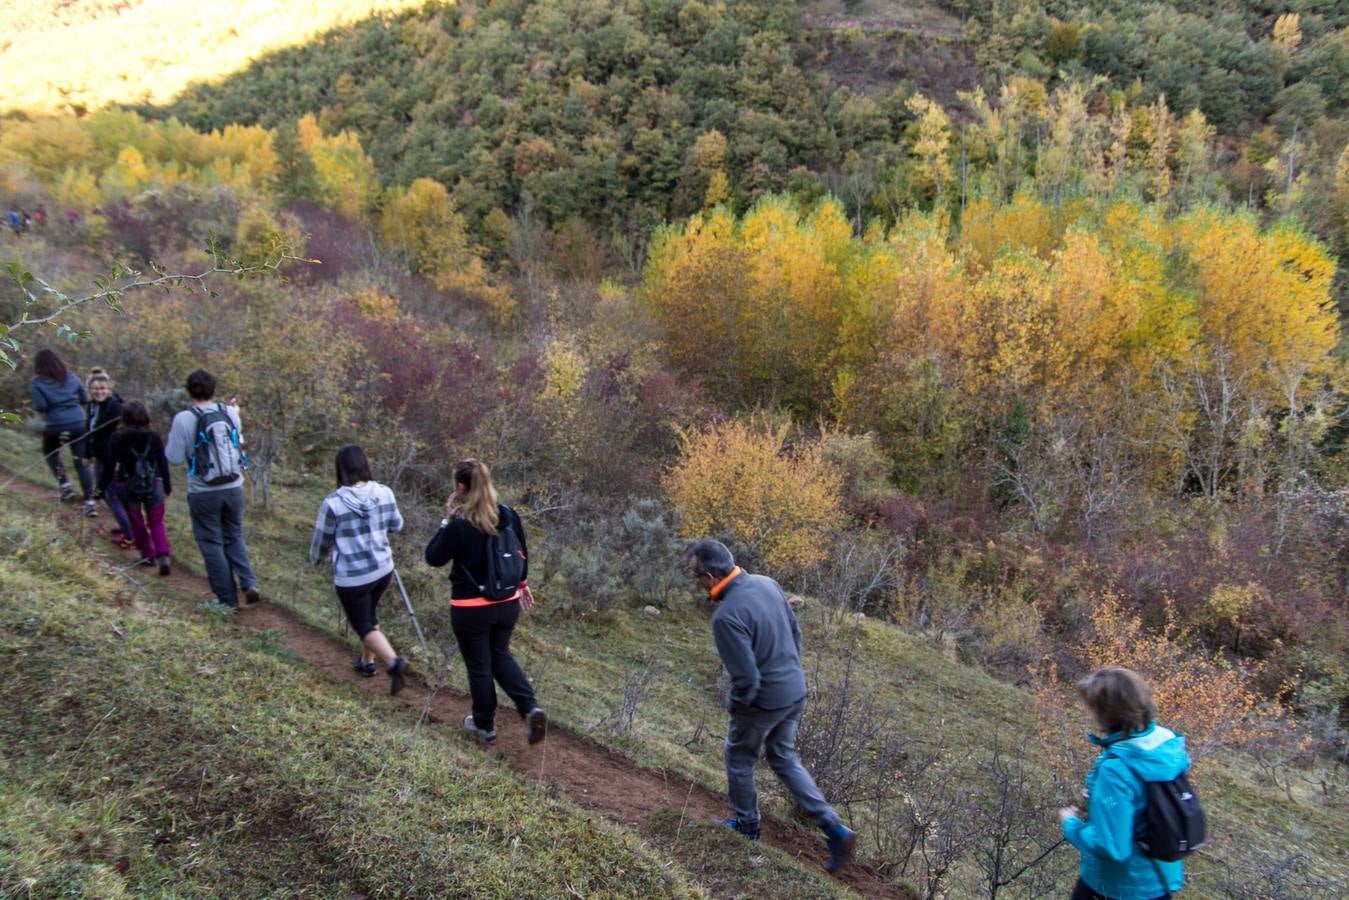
[391,567,429,653]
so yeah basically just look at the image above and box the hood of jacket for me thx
[336,482,380,517]
[1090,722,1190,780]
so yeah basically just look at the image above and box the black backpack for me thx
[126,438,158,503]
[481,510,526,600]
[1109,753,1207,863]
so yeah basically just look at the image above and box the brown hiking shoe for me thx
[242,587,262,607]
[157,556,171,577]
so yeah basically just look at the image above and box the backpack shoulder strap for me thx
[131,435,152,461]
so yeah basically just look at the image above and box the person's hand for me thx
[1058,806,1082,825]
[444,493,461,520]
[520,585,535,611]
[163,489,171,498]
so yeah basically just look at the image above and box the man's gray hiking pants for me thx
[187,486,257,606]
[725,696,841,831]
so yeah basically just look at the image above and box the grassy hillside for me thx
[2,429,1343,897]
[0,496,694,896]
[0,476,873,898]
[0,0,425,114]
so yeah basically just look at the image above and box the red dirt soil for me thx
[6,474,908,898]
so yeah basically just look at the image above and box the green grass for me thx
[2,428,1346,896]
[0,493,698,898]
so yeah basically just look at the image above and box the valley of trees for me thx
[2,1,1347,896]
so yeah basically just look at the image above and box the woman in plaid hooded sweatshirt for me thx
[310,444,412,695]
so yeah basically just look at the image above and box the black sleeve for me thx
[425,521,457,568]
[97,433,120,491]
[510,507,529,582]
[99,398,123,461]
[155,434,172,494]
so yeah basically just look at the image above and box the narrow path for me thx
[5,474,906,899]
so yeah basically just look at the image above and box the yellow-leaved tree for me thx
[663,416,843,573]
[1166,208,1341,494]
[297,114,378,220]
[380,177,516,324]
[643,197,853,411]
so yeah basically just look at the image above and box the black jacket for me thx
[98,428,172,495]
[424,504,528,599]
[84,394,123,462]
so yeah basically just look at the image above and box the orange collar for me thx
[708,566,742,600]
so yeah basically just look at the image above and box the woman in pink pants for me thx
[97,400,173,575]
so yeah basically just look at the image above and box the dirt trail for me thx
[5,474,906,898]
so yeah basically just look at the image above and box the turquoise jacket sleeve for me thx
[1062,761,1138,863]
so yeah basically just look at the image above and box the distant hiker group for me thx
[4,206,56,237]
[28,348,1202,890]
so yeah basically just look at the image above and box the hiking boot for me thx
[712,818,760,841]
[241,586,262,607]
[83,500,98,517]
[461,714,496,743]
[387,657,410,695]
[58,481,75,501]
[824,824,856,873]
[526,707,549,745]
[157,556,171,577]
[353,657,378,677]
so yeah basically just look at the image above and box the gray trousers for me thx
[725,697,840,831]
[187,487,257,606]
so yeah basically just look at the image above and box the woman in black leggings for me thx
[29,349,95,515]
[425,458,547,745]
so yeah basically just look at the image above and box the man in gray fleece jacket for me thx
[685,539,856,873]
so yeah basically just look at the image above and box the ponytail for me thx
[454,459,500,535]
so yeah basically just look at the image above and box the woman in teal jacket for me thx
[1059,667,1189,900]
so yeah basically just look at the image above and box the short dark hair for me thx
[335,444,373,487]
[33,348,68,383]
[1077,667,1157,736]
[120,399,151,429]
[684,539,735,578]
[186,369,216,400]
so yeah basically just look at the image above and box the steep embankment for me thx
[0,470,903,898]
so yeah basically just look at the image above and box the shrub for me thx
[663,416,844,574]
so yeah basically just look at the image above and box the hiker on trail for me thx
[32,206,45,229]
[29,349,96,516]
[425,458,548,745]
[1059,667,1192,900]
[309,444,411,695]
[165,369,262,608]
[7,210,22,236]
[98,400,172,575]
[65,208,79,228]
[83,369,134,547]
[684,538,857,873]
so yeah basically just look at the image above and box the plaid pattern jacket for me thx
[309,482,404,587]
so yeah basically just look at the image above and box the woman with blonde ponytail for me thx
[425,459,547,745]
